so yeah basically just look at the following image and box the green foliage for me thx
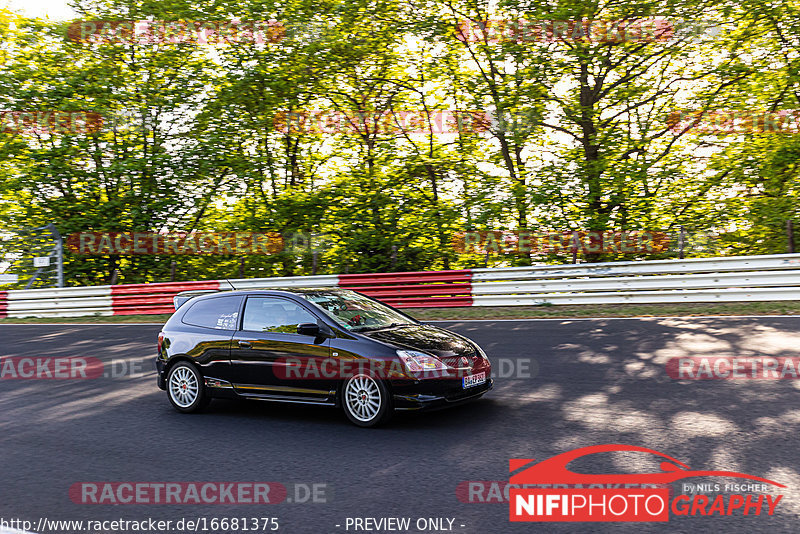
[2,0,800,287]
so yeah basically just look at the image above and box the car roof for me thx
[173,286,354,311]
[182,287,350,299]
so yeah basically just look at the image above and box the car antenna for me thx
[224,278,238,290]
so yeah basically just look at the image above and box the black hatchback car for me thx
[156,288,492,426]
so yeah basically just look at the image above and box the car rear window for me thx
[182,295,242,330]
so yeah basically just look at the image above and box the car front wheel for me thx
[167,362,210,413]
[342,374,392,427]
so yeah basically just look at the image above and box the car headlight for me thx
[397,350,449,373]
[473,343,490,363]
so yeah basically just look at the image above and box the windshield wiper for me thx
[351,322,414,332]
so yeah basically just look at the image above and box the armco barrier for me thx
[4,253,800,318]
[5,286,112,318]
[111,281,220,315]
[338,270,472,308]
[470,253,800,306]
[470,253,800,280]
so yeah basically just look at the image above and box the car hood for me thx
[359,324,478,358]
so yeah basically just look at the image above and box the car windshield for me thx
[301,290,417,331]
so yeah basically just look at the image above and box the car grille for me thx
[441,355,478,369]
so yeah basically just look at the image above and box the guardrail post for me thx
[787,220,795,254]
[571,231,579,264]
[49,224,64,288]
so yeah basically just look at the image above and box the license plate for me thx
[463,371,486,389]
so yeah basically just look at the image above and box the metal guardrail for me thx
[5,285,113,318]
[472,270,800,294]
[111,281,220,315]
[2,254,800,317]
[474,287,800,306]
[472,253,800,279]
[339,270,472,308]
[470,253,800,306]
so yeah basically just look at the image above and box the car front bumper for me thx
[391,378,493,411]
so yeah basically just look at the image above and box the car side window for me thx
[182,296,242,330]
[242,297,318,334]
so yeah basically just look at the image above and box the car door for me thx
[174,294,243,383]
[229,296,334,402]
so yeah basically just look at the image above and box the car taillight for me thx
[157,332,164,355]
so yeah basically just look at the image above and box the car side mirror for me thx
[297,323,321,337]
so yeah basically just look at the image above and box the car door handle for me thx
[238,341,252,348]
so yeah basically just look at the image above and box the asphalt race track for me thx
[2,317,800,533]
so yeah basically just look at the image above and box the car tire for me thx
[341,373,393,427]
[166,362,210,413]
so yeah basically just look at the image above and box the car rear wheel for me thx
[342,374,392,427]
[167,362,210,413]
